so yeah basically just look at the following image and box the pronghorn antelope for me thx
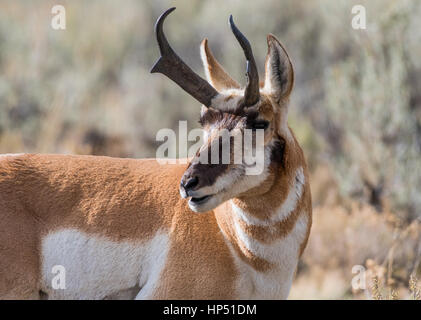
[0,7,311,300]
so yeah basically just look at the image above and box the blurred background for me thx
[0,0,420,299]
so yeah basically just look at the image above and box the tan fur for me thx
[0,154,238,299]
[0,33,312,300]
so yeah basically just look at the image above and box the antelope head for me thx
[151,8,295,213]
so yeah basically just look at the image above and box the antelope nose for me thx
[180,173,199,199]
[184,176,199,191]
[180,176,199,198]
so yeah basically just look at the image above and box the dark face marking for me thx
[181,160,229,191]
[199,108,260,130]
[270,138,285,166]
[181,97,284,198]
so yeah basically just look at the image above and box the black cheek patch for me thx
[270,139,285,167]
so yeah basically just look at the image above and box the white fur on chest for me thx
[227,167,308,299]
[229,213,309,299]
[40,229,169,299]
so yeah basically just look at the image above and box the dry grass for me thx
[0,0,420,299]
[409,274,421,300]
[290,166,421,300]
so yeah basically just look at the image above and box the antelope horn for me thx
[229,15,260,106]
[150,7,219,108]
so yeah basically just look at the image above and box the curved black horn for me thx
[151,7,218,107]
[229,15,260,106]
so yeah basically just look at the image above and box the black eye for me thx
[250,121,269,130]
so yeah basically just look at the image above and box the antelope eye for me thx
[250,121,269,130]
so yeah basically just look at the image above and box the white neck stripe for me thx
[231,166,304,227]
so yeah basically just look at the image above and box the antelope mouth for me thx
[189,194,213,205]
[187,191,224,213]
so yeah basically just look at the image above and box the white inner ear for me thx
[200,39,241,91]
[263,38,294,101]
[200,44,213,85]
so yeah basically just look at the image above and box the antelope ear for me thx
[263,34,294,102]
[200,38,240,91]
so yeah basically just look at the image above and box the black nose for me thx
[183,176,199,191]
